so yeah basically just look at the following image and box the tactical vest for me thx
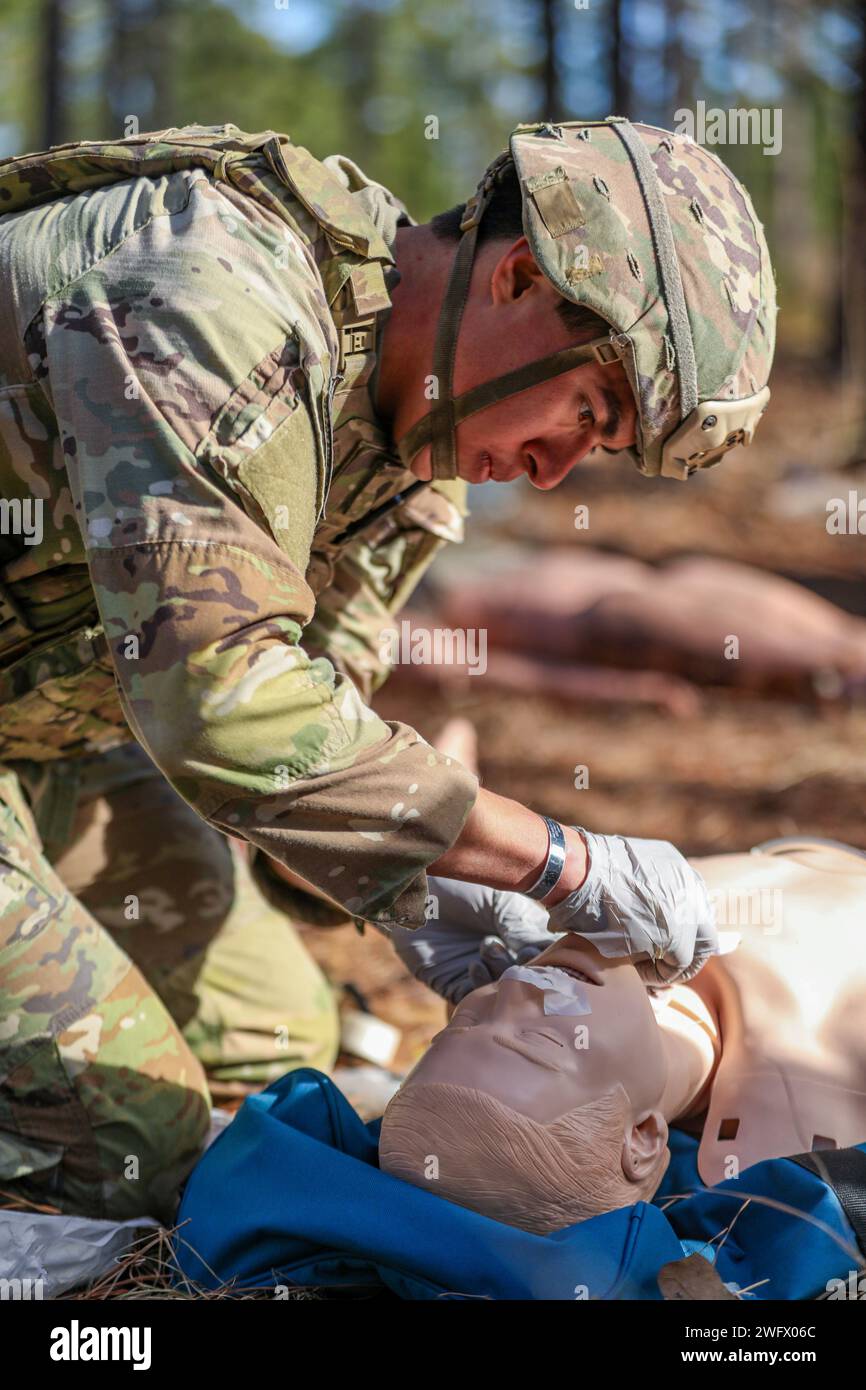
[0,125,464,759]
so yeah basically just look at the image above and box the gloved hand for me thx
[386,876,559,1005]
[547,828,718,985]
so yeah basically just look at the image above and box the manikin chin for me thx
[379,840,866,1234]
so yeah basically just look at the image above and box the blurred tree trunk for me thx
[611,0,629,116]
[663,0,690,116]
[104,0,177,135]
[539,0,562,118]
[341,2,384,168]
[150,0,176,122]
[772,1,825,357]
[845,0,866,465]
[41,0,65,147]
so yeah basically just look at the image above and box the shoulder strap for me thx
[1,124,395,356]
[0,125,395,272]
[0,125,264,215]
[787,1145,866,1257]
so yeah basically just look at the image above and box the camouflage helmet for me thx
[397,117,776,482]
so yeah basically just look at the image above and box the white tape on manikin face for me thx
[499,964,592,1016]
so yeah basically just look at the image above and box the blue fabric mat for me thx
[174,1069,862,1300]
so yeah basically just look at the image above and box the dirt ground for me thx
[301,364,866,1078]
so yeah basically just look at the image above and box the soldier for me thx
[0,119,775,1223]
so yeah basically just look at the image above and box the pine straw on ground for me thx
[67,1223,339,1301]
[3,1189,859,1300]
[0,1191,381,1300]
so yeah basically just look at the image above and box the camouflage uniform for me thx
[0,118,777,1221]
[0,762,210,1224]
[0,126,478,1219]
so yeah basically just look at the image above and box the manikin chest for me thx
[681,842,866,1187]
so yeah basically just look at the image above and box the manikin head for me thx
[378,935,671,1234]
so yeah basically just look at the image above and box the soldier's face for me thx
[411,236,638,488]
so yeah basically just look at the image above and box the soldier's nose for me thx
[527,443,587,489]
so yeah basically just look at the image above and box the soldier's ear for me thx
[488,236,546,306]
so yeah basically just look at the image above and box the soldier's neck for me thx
[374,223,458,449]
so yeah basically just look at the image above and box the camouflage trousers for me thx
[0,743,340,1224]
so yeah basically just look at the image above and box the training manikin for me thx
[378,840,866,1229]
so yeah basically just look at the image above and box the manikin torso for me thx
[661,840,866,1186]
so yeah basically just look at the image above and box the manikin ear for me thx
[488,236,550,307]
[620,1110,669,1187]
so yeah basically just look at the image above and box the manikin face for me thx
[406,237,638,489]
[404,935,668,1124]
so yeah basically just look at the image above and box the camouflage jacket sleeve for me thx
[39,169,478,928]
[302,480,468,704]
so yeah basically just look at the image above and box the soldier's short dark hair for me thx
[430,162,609,342]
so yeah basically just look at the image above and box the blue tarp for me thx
[174,1068,862,1300]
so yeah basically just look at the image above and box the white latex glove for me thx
[385,876,559,1005]
[546,828,718,985]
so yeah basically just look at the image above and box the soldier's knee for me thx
[94,1057,211,1225]
[70,978,212,1224]
[0,1027,211,1226]
[0,763,213,1225]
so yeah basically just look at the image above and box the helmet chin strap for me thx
[395,155,619,480]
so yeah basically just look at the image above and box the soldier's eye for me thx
[578,402,595,426]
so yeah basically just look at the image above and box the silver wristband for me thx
[524,817,567,900]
